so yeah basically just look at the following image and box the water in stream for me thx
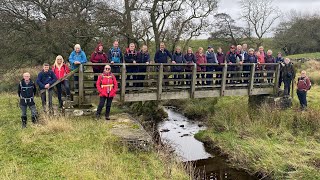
[158,107,258,180]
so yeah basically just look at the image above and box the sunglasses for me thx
[105,68,111,70]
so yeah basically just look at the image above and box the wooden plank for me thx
[273,63,280,95]
[78,64,84,105]
[157,64,163,100]
[190,63,197,98]
[161,91,190,100]
[194,90,220,98]
[220,63,228,96]
[248,64,256,95]
[125,93,157,102]
[121,64,126,102]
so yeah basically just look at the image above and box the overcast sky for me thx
[200,0,320,38]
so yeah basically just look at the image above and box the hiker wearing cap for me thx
[95,65,118,120]
[90,43,108,87]
[226,45,242,84]
[18,72,38,128]
[52,55,71,108]
[296,70,311,110]
[206,46,218,85]
[37,63,57,113]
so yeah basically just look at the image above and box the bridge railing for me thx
[74,63,280,103]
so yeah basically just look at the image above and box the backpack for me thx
[94,51,107,62]
[298,77,311,90]
[110,48,121,63]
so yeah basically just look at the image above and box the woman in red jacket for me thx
[195,47,207,85]
[90,43,108,87]
[95,65,118,120]
[52,55,71,108]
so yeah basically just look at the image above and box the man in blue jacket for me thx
[108,40,123,80]
[154,42,172,85]
[37,63,57,113]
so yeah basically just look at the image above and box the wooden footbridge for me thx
[46,63,280,107]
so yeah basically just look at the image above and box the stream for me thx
[158,107,258,180]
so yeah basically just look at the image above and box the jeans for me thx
[283,79,292,96]
[96,97,113,118]
[56,80,71,106]
[41,89,53,112]
[20,104,37,117]
[297,90,307,109]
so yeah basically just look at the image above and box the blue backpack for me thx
[110,48,121,63]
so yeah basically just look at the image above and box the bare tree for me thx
[240,0,281,47]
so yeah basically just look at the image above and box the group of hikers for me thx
[18,41,311,128]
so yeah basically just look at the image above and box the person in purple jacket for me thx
[216,47,225,84]
[154,42,172,85]
[265,50,276,83]
[36,63,57,113]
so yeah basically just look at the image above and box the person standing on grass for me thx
[108,40,123,80]
[136,45,150,87]
[52,55,71,108]
[206,46,218,85]
[90,43,108,87]
[296,70,311,110]
[95,65,118,120]
[276,52,285,88]
[171,46,186,85]
[196,47,207,85]
[184,47,196,85]
[281,58,295,96]
[37,63,57,114]
[18,72,38,128]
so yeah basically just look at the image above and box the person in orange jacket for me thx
[95,65,118,120]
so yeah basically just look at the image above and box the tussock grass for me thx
[189,96,320,179]
[0,94,188,179]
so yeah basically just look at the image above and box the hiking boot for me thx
[105,116,110,121]
[32,116,38,124]
[95,113,100,120]
[21,116,27,128]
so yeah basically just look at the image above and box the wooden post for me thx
[248,64,256,95]
[220,63,228,96]
[157,64,164,100]
[78,64,84,105]
[46,89,49,115]
[273,64,281,96]
[190,63,197,99]
[121,63,126,102]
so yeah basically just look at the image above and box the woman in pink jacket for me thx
[195,47,207,85]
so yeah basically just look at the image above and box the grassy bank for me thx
[0,94,188,179]
[168,60,320,179]
[286,52,320,60]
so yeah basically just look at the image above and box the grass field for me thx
[286,52,320,60]
[0,94,188,180]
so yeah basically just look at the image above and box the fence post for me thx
[190,63,197,99]
[157,64,164,100]
[274,63,281,96]
[121,64,126,102]
[248,64,256,95]
[78,64,84,105]
[220,63,228,96]
[46,89,49,115]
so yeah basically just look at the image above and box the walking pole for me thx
[291,79,294,98]
[46,89,49,115]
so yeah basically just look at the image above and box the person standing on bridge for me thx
[172,46,186,85]
[226,45,241,84]
[154,42,172,86]
[136,45,150,87]
[206,46,218,85]
[243,48,258,83]
[276,52,284,88]
[90,43,108,87]
[69,44,87,88]
[108,40,123,81]
[216,47,225,85]
[52,55,71,108]
[196,47,207,85]
[37,63,57,114]
[282,58,295,97]
[124,43,138,87]
[184,47,196,85]
[296,70,311,111]
[264,50,276,83]
[18,72,38,128]
[96,65,118,120]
